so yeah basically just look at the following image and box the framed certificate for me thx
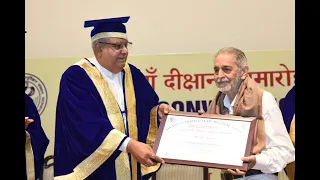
[153,111,257,171]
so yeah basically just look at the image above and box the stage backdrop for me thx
[25,49,294,179]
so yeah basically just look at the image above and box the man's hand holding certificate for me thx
[153,111,257,171]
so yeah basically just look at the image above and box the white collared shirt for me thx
[87,57,130,152]
[223,91,295,173]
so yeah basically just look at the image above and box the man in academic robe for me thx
[25,93,50,180]
[54,16,174,180]
[280,85,295,180]
[280,85,295,133]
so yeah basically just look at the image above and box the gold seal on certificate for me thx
[153,111,257,171]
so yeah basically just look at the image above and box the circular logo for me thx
[25,73,48,115]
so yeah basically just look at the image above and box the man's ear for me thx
[241,65,249,80]
[94,43,102,53]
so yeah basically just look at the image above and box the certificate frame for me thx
[152,111,257,171]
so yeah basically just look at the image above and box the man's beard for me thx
[216,72,242,93]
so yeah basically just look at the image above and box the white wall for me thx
[25,0,294,59]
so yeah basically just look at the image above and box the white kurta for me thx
[87,57,131,151]
[223,91,295,173]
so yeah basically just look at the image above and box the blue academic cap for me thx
[84,16,130,42]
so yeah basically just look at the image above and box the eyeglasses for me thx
[99,42,133,50]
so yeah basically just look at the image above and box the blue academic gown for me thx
[54,59,161,180]
[280,86,295,180]
[280,86,295,132]
[25,93,50,180]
